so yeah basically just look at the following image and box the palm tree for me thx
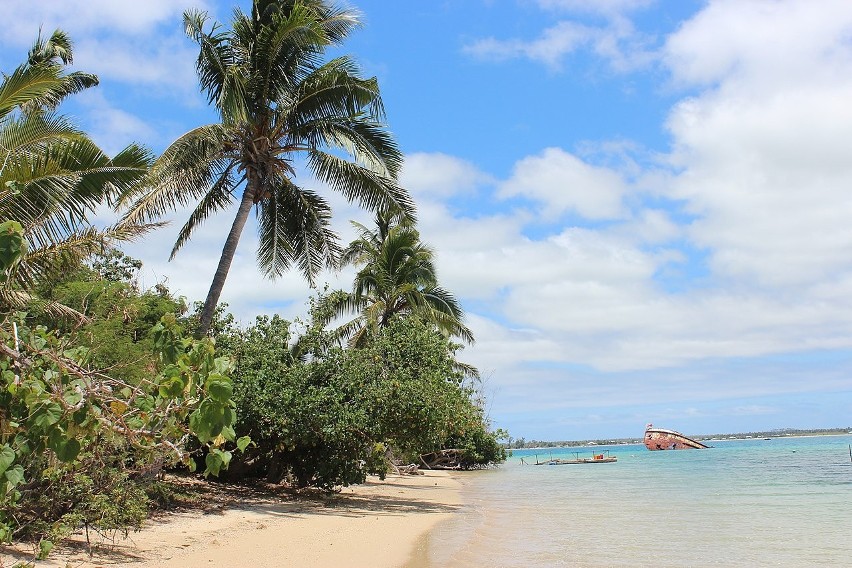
[0,30,154,316]
[120,0,414,337]
[319,210,474,349]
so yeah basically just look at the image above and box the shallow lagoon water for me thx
[425,435,852,567]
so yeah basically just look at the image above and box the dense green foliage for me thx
[221,312,503,489]
[32,252,186,384]
[0,207,243,554]
[0,307,245,548]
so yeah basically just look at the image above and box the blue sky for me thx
[4,0,852,440]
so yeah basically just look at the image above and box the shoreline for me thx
[3,470,463,568]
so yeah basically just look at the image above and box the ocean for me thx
[423,435,852,567]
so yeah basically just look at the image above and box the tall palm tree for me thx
[0,30,154,316]
[120,0,413,337]
[319,211,474,349]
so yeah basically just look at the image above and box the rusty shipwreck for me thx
[644,424,709,450]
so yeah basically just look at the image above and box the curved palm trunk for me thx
[196,185,256,337]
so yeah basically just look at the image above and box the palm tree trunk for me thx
[196,185,256,338]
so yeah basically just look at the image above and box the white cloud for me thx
[620,209,681,244]
[75,91,158,156]
[464,21,593,69]
[663,0,852,289]
[463,3,657,71]
[499,147,627,220]
[73,36,200,95]
[2,0,207,97]
[400,153,490,199]
[664,0,852,90]
[3,0,206,40]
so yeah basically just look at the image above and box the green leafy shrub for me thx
[224,313,504,489]
[32,253,187,386]
[0,312,246,549]
[222,315,382,489]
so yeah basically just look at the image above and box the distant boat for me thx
[529,451,618,465]
[644,424,709,451]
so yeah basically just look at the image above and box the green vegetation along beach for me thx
[3,0,852,566]
[0,2,503,563]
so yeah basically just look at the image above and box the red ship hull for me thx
[644,425,708,450]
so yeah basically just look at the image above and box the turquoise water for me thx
[425,435,852,567]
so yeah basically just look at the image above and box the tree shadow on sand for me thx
[4,474,459,565]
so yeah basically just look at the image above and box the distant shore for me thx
[3,470,462,568]
[506,429,852,451]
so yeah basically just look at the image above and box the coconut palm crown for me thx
[319,210,474,349]
[0,30,154,316]
[121,0,414,337]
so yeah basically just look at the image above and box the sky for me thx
[3,0,852,440]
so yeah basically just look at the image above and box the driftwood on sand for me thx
[419,449,465,470]
[386,448,468,474]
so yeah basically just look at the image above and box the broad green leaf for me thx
[126,416,144,430]
[30,401,62,429]
[158,375,186,398]
[63,389,82,406]
[212,356,234,374]
[0,445,14,476]
[221,425,236,442]
[37,539,53,560]
[204,449,231,477]
[0,221,25,273]
[72,407,88,425]
[189,406,218,443]
[4,465,24,487]
[52,438,81,463]
[204,451,223,477]
[134,394,155,412]
[236,436,252,452]
[206,377,233,403]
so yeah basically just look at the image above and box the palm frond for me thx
[184,9,243,120]
[28,29,74,66]
[0,289,89,323]
[170,164,237,259]
[333,212,475,346]
[0,111,84,160]
[0,64,69,120]
[307,150,414,220]
[254,3,328,105]
[452,359,481,380]
[3,136,152,243]
[7,29,98,115]
[14,222,159,289]
[257,178,341,283]
[119,124,233,224]
[289,56,383,121]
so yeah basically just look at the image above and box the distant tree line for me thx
[504,427,852,449]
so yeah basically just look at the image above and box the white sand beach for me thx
[2,470,461,568]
